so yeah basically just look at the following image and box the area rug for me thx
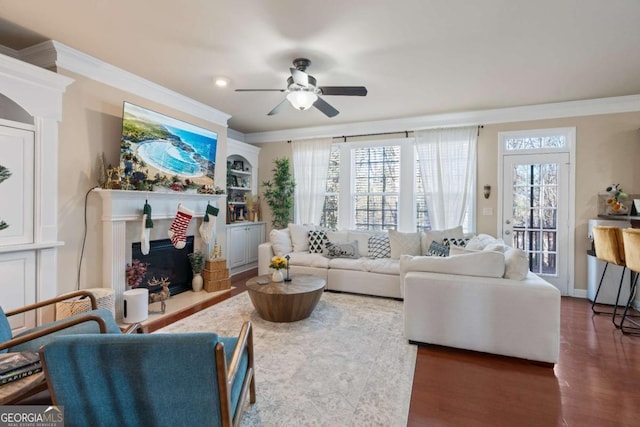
[157,291,417,426]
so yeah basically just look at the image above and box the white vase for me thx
[271,270,284,283]
[192,272,203,292]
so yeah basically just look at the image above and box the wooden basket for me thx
[204,278,231,292]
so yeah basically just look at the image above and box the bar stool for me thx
[620,228,640,335]
[591,225,627,327]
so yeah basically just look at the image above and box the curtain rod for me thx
[331,125,484,142]
[287,125,483,143]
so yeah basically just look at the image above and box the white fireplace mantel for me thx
[94,189,226,320]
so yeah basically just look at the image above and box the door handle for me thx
[504,230,511,235]
[505,219,511,225]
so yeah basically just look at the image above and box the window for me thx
[319,137,473,232]
[320,147,340,229]
[353,146,400,230]
[415,156,431,231]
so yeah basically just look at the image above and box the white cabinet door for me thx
[227,226,248,268]
[0,126,34,246]
[0,251,36,334]
[246,223,265,264]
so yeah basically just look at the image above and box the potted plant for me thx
[262,157,295,229]
[187,250,205,292]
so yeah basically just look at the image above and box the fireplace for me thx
[132,236,195,296]
[94,189,225,321]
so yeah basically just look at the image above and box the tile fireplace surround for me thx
[93,189,225,320]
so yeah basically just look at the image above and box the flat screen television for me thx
[119,101,218,188]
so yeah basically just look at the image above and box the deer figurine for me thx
[147,276,171,314]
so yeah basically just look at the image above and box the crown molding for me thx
[19,40,232,127]
[244,94,640,143]
[0,45,18,59]
[227,128,246,142]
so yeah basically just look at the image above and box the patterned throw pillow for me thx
[368,235,391,259]
[323,241,360,259]
[428,241,450,257]
[308,230,328,253]
[443,237,469,248]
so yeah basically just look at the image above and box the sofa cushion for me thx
[504,247,529,280]
[323,241,360,259]
[328,257,368,271]
[389,230,421,259]
[347,231,383,257]
[287,252,330,268]
[367,258,400,275]
[289,224,315,252]
[421,226,464,255]
[308,230,328,254]
[368,235,391,259]
[427,241,449,257]
[269,228,292,256]
[400,251,506,278]
[326,230,349,244]
[465,234,503,251]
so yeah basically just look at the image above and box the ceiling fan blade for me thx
[235,89,285,92]
[319,86,368,96]
[290,67,309,87]
[267,99,288,116]
[313,97,339,118]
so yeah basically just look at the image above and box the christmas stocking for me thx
[199,203,220,244]
[140,201,154,255]
[168,203,193,249]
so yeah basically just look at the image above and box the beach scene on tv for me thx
[119,102,217,191]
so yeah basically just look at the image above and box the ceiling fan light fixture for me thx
[286,91,318,110]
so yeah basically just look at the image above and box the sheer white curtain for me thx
[414,126,477,230]
[291,137,333,225]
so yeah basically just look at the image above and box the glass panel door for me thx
[502,153,569,293]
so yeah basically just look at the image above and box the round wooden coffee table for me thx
[246,275,326,322]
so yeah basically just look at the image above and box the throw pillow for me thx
[427,241,449,257]
[504,247,529,280]
[288,223,315,252]
[269,228,292,256]
[443,237,469,248]
[323,241,360,259]
[421,226,464,255]
[389,230,421,259]
[308,230,328,254]
[368,235,391,259]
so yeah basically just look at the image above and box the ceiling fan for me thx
[235,58,367,118]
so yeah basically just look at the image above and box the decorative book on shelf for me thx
[203,258,231,292]
[0,351,42,385]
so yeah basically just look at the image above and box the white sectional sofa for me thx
[258,224,561,363]
[400,252,561,364]
[258,225,406,298]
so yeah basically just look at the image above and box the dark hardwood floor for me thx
[28,272,640,426]
[156,273,639,426]
[407,296,640,427]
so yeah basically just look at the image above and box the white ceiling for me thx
[1,0,639,136]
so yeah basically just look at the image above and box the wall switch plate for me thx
[482,208,493,216]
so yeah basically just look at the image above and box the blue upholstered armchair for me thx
[1,290,140,404]
[39,321,256,427]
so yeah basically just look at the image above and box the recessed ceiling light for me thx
[214,77,230,88]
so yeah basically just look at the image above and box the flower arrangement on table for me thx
[605,184,629,214]
[269,256,287,270]
[125,259,149,288]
